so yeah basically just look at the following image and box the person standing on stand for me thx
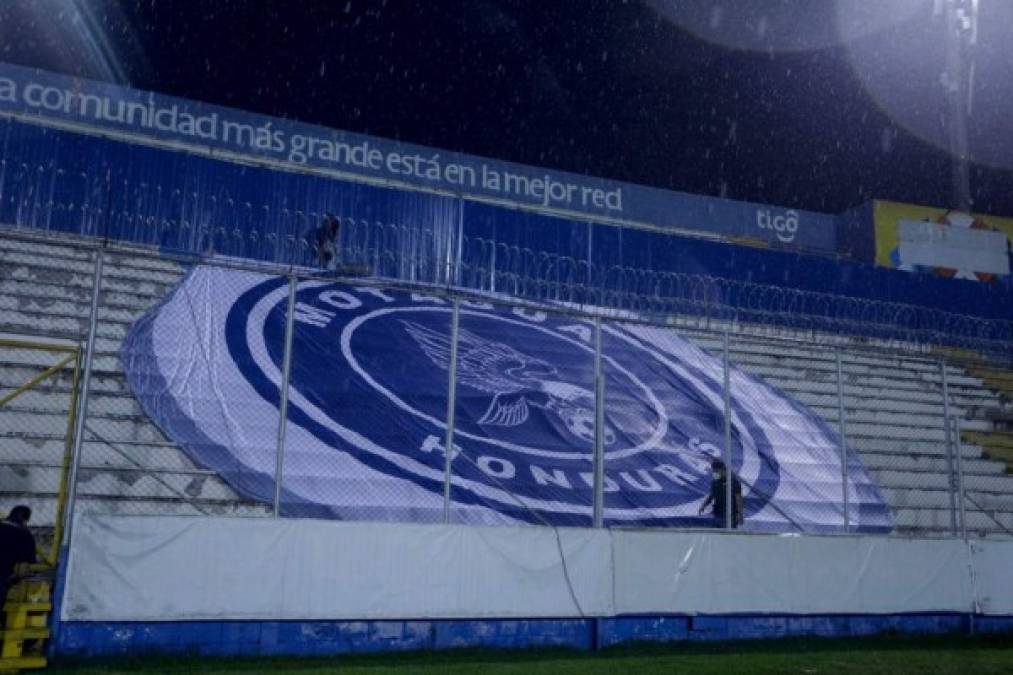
[698,460,744,528]
[0,505,37,608]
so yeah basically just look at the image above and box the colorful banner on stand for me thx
[874,200,1013,282]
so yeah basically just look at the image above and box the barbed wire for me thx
[2,162,1011,362]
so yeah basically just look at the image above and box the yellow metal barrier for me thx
[1,568,52,672]
[0,333,77,673]
[0,334,82,566]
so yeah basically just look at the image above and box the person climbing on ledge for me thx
[314,213,341,272]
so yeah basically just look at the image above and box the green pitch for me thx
[47,635,1013,675]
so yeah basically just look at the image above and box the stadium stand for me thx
[0,231,271,552]
[1,226,1011,542]
[682,330,1013,536]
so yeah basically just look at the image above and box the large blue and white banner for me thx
[0,62,837,251]
[121,266,891,532]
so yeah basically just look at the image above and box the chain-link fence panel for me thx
[720,334,881,534]
[948,353,1013,539]
[0,336,81,563]
[98,254,276,519]
[0,235,96,560]
[830,352,959,537]
[640,327,889,534]
[598,321,719,529]
[447,301,595,527]
[278,278,450,523]
[954,418,1013,540]
[4,220,1007,542]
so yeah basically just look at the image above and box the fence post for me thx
[953,416,968,540]
[940,360,958,536]
[836,351,850,533]
[61,251,103,546]
[443,298,461,523]
[593,317,605,529]
[272,274,298,517]
[722,330,733,530]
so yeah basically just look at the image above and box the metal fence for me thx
[1,228,1009,552]
[0,332,81,565]
[2,160,1013,360]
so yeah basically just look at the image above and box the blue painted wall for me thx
[3,118,1010,344]
[53,614,1011,658]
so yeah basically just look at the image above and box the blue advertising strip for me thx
[0,62,837,252]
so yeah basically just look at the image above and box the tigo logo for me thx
[756,209,799,243]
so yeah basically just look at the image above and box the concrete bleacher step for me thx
[0,492,272,524]
[0,408,278,449]
[0,462,249,502]
[0,257,183,298]
[0,277,169,313]
[0,495,272,524]
[807,406,990,434]
[0,265,180,304]
[851,437,983,459]
[0,408,169,443]
[0,462,243,506]
[857,451,1006,477]
[0,230,170,261]
[892,506,1013,536]
[751,361,994,394]
[738,355,975,389]
[764,377,1000,410]
[0,367,128,397]
[938,347,1013,391]
[881,486,1013,514]
[0,233,95,259]
[791,391,950,417]
[734,363,987,399]
[691,337,992,386]
[688,334,971,376]
[0,436,208,471]
[1,309,132,342]
[963,430,1013,469]
[0,247,184,283]
[872,469,1013,494]
[0,301,157,329]
[0,389,142,416]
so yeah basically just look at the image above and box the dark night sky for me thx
[2,0,1012,217]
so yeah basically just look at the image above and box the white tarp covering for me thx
[611,531,974,615]
[971,539,1013,615]
[62,515,613,622]
[63,515,1011,622]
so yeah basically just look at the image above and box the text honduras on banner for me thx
[0,62,835,251]
[120,266,891,532]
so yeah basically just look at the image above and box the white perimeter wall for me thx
[62,515,1012,622]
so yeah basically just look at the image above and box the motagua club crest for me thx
[122,266,892,533]
[226,278,782,527]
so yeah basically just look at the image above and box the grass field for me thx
[46,634,1013,674]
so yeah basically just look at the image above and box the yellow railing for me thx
[0,335,82,566]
